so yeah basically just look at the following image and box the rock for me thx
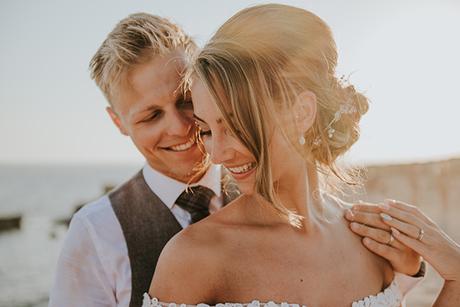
[0,215,21,232]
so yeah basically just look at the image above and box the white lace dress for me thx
[142,272,423,307]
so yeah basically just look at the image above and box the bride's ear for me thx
[294,90,317,133]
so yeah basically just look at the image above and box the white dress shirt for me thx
[49,164,222,307]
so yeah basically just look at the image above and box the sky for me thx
[1,0,459,165]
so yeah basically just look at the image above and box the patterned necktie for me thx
[175,185,216,224]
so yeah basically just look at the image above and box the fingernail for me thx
[379,203,390,210]
[363,237,371,245]
[350,222,358,230]
[384,199,395,206]
[358,200,363,204]
[380,213,392,221]
[391,227,400,235]
[345,209,354,220]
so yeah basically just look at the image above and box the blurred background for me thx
[0,0,459,306]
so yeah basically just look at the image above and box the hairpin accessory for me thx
[324,101,357,139]
[312,136,321,146]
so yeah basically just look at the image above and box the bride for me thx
[144,4,426,306]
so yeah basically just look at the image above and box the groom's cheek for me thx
[132,127,158,151]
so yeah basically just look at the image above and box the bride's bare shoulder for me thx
[148,197,251,303]
[149,220,225,302]
[321,192,394,284]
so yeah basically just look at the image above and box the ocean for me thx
[0,164,141,307]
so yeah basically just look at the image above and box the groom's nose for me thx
[166,110,194,137]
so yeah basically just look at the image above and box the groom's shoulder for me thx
[69,195,119,239]
[74,194,113,222]
[73,169,143,224]
[66,194,124,250]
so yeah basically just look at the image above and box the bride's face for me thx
[191,79,257,194]
[191,78,304,194]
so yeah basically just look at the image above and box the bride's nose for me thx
[209,133,234,165]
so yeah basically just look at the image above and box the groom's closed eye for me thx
[137,110,162,124]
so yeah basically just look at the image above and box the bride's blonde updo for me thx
[188,4,369,224]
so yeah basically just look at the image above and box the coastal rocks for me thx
[0,215,22,232]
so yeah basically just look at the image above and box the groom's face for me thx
[107,50,204,183]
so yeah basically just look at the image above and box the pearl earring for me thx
[298,135,306,145]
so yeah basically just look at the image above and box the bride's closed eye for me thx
[193,114,238,139]
[199,127,212,137]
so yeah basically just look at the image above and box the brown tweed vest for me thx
[109,169,238,307]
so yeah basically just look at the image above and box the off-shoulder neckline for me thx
[143,276,402,307]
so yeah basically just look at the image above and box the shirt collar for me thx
[142,163,221,209]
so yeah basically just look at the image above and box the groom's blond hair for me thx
[89,12,196,105]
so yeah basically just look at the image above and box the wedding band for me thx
[417,228,424,241]
[387,234,394,246]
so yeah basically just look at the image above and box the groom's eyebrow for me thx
[131,104,161,117]
[141,105,161,113]
[128,104,161,120]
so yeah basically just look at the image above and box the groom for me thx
[49,13,237,307]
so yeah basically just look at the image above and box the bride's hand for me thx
[344,201,422,276]
[379,199,460,282]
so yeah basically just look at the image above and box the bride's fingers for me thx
[385,199,434,226]
[350,222,404,249]
[384,199,417,213]
[379,213,422,239]
[391,227,427,256]
[351,202,382,213]
[361,237,401,263]
[378,203,425,230]
[345,210,390,231]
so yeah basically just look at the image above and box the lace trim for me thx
[142,295,306,307]
[352,279,402,307]
[143,279,402,307]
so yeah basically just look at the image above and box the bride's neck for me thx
[276,162,321,230]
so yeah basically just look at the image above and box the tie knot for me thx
[175,185,216,224]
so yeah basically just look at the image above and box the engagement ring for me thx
[417,228,424,241]
[387,234,394,246]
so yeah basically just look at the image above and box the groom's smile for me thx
[161,135,197,152]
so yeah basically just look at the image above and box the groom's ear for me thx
[106,106,129,136]
[294,90,317,133]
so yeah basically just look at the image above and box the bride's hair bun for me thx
[310,80,369,166]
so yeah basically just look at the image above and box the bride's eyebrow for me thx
[192,114,207,124]
[193,114,224,125]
